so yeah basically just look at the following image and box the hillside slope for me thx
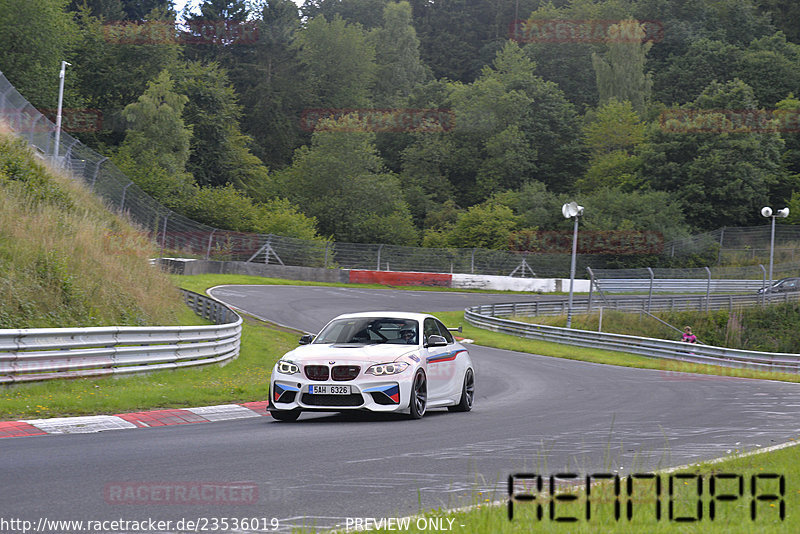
[0,126,184,328]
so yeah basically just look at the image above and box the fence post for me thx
[586,267,594,313]
[205,229,216,260]
[376,244,384,271]
[90,157,108,191]
[119,181,133,212]
[705,266,711,312]
[324,241,330,269]
[160,213,169,258]
[646,267,654,313]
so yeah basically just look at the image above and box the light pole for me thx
[562,201,584,328]
[53,60,71,165]
[760,206,789,290]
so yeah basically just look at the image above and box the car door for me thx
[423,318,459,403]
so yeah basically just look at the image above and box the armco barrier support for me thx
[465,304,800,375]
[0,290,241,384]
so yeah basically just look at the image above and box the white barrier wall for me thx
[451,274,591,292]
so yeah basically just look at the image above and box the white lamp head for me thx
[562,201,584,219]
[761,206,773,218]
[777,207,790,218]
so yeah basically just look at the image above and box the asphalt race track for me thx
[2,285,800,533]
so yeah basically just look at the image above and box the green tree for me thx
[291,14,376,108]
[579,187,689,241]
[639,79,785,230]
[71,4,181,145]
[172,61,270,196]
[119,0,173,20]
[68,0,125,20]
[775,94,800,177]
[736,32,800,108]
[236,0,306,169]
[423,201,520,250]
[592,20,653,115]
[182,184,320,238]
[370,1,428,106]
[274,115,417,244]
[578,99,645,192]
[522,0,632,114]
[401,41,584,213]
[0,0,81,110]
[301,0,390,30]
[117,70,191,175]
[654,39,742,106]
[758,0,800,43]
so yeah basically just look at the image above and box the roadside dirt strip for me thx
[0,401,269,438]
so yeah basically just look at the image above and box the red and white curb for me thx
[0,401,269,438]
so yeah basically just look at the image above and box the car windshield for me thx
[314,317,419,345]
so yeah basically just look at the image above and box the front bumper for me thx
[270,376,410,413]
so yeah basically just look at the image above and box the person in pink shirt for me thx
[681,326,697,344]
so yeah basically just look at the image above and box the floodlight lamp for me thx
[777,208,790,218]
[761,207,773,218]
[562,201,584,219]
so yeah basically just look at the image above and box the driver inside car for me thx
[400,328,416,344]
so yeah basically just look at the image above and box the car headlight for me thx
[276,360,300,375]
[366,362,409,376]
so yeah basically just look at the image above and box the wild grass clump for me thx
[0,127,183,327]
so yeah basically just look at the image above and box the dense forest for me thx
[2,0,800,252]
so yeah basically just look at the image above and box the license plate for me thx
[309,385,350,395]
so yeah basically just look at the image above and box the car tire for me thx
[409,369,427,419]
[270,409,301,422]
[448,368,474,412]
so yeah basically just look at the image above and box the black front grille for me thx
[275,391,296,404]
[332,365,360,381]
[301,393,364,407]
[305,365,329,381]
[370,392,397,405]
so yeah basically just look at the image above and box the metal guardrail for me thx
[0,290,241,384]
[474,291,800,318]
[465,300,800,375]
[595,278,766,293]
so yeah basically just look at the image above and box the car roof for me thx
[329,311,434,322]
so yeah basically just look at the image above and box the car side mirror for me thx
[299,334,315,345]
[426,335,448,347]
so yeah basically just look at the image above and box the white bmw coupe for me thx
[268,311,474,421]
